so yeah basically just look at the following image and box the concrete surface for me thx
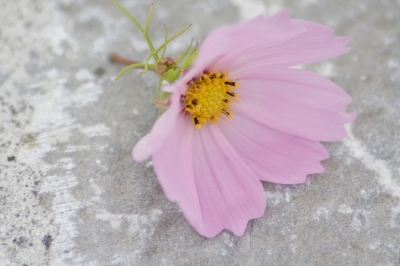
[1,0,399,265]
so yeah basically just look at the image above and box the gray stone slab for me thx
[0,0,399,265]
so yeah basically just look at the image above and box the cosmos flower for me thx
[132,11,356,238]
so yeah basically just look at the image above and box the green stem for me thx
[153,76,164,98]
[143,24,191,74]
[112,0,158,61]
[176,38,193,63]
[111,0,144,32]
[144,4,158,60]
[161,25,168,58]
[144,5,153,36]
[115,63,154,80]
[142,53,154,74]
[154,24,192,58]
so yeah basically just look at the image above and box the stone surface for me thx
[1,0,399,265]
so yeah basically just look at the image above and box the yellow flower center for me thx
[184,71,239,129]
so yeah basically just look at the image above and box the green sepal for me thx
[163,69,181,83]
[181,48,199,70]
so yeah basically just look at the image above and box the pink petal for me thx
[152,115,265,238]
[219,20,350,74]
[203,11,301,69]
[220,114,329,184]
[132,93,182,162]
[166,12,349,94]
[232,68,356,141]
[151,113,203,228]
[164,11,300,92]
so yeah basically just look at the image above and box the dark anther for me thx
[226,92,236,97]
[225,81,236,86]
[194,117,199,125]
[223,99,229,103]
[221,109,230,116]
[186,105,191,109]
[192,99,198,106]
[210,74,216,78]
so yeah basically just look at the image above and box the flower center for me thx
[184,71,239,129]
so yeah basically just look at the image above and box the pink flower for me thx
[132,11,356,238]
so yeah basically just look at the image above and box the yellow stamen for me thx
[184,71,239,129]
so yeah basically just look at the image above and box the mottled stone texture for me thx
[0,0,399,265]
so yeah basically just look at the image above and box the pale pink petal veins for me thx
[232,68,356,141]
[201,11,301,69]
[219,19,350,74]
[166,11,349,95]
[220,114,329,184]
[193,126,265,237]
[152,117,265,238]
[164,11,301,94]
[151,112,203,230]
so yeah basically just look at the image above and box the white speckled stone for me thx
[1,0,399,265]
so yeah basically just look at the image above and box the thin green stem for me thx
[154,24,192,57]
[145,24,191,70]
[153,76,164,98]
[111,0,144,32]
[142,53,154,74]
[144,4,153,35]
[115,63,153,80]
[144,4,158,60]
[176,39,193,62]
[180,43,199,69]
[143,23,191,74]
[161,25,168,58]
[112,1,158,61]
